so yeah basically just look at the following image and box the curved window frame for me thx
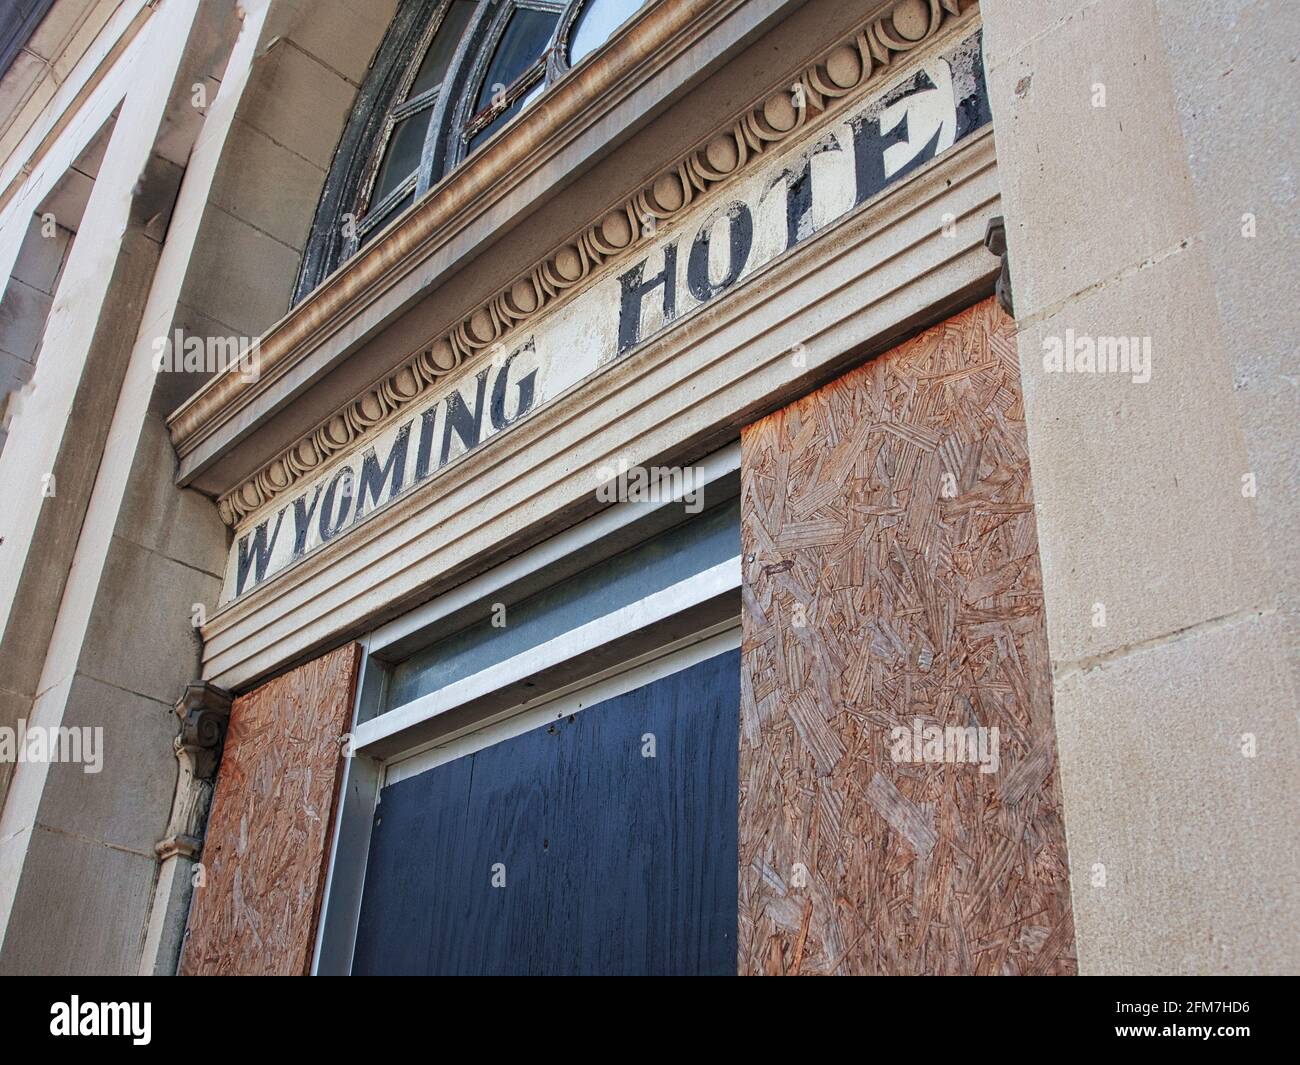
[447,1,564,166]
[294,0,643,306]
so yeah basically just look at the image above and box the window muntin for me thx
[410,0,476,95]
[461,2,562,158]
[380,498,739,715]
[474,6,557,113]
[371,113,425,204]
[294,0,648,303]
[356,0,478,245]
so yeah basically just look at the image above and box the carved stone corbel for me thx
[155,681,233,861]
[984,215,1014,318]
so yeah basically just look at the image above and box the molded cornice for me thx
[169,0,977,526]
[167,0,799,479]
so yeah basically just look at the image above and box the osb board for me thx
[738,298,1076,975]
[179,643,361,976]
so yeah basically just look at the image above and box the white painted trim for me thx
[199,129,999,690]
[385,626,741,786]
[0,0,154,281]
[310,632,375,977]
[380,613,740,776]
[367,442,740,656]
[0,0,152,192]
[354,555,741,753]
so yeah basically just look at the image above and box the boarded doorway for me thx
[351,648,740,975]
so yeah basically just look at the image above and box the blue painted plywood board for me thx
[353,648,739,975]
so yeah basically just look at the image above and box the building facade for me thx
[0,0,1295,975]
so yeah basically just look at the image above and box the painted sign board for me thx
[223,29,991,602]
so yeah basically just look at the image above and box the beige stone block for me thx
[149,301,245,416]
[1054,611,1300,974]
[236,38,358,171]
[26,0,98,61]
[1154,0,1300,693]
[50,0,116,82]
[275,0,397,86]
[984,0,1200,314]
[178,204,300,337]
[0,71,57,166]
[0,51,45,119]
[37,166,94,231]
[0,826,156,975]
[0,348,35,394]
[978,0,1095,69]
[0,278,52,362]
[76,534,219,708]
[11,215,71,293]
[0,685,31,808]
[116,412,227,579]
[29,674,176,856]
[1016,241,1271,664]
[0,824,32,924]
[209,119,326,251]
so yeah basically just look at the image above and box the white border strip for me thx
[354,554,741,752]
[385,626,741,786]
[309,630,375,977]
[366,442,740,655]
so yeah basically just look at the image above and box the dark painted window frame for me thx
[293,0,628,306]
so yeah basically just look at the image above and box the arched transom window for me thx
[295,0,646,303]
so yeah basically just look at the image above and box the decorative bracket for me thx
[155,681,233,862]
[984,215,1014,317]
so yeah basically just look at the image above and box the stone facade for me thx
[0,0,1294,975]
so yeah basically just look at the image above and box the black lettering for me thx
[951,35,991,141]
[687,202,753,303]
[291,486,322,557]
[412,405,439,483]
[318,467,354,542]
[353,422,412,524]
[440,367,491,465]
[773,134,842,251]
[616,242,677,355]
[850,71,943,206]
[235,507,286,596]
[490,349,538,431]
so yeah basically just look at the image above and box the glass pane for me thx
[473,6,559,113]
[372,108,430,203]
[380,499,739,714]
[359,190,415,246]
[466,79,542,154]
[567,0,641,65]
[409,0,476,97]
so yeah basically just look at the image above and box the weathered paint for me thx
[222,29,992,602]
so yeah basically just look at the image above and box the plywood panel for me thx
[351,649,740,975]
[739,298,1076,975]
[179,642,361,976]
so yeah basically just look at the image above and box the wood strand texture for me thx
[179,643,362,976]
[738,298,1076,975]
